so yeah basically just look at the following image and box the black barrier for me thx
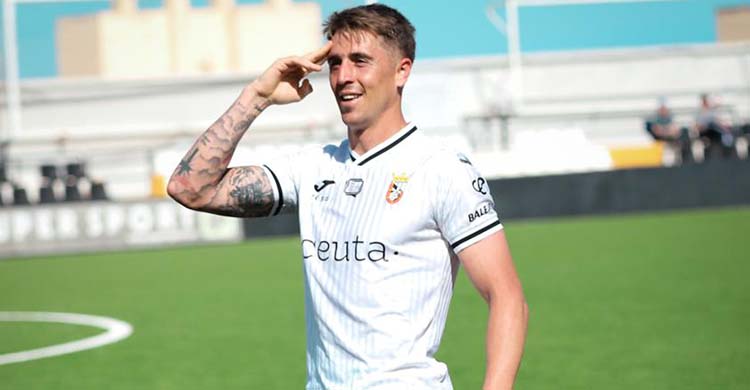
[242,159,750,239]
[493,159,750,219]
[243,213,300,238]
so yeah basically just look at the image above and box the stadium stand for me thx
[0,162,6,206]
[0,160,31,207]
[63,163,83,202]
[12,186,29,206]
[2,161,107,205]
[40,162,106,203]
[90,181,109,201]
[39,164,60,203]
[1,42,747,200]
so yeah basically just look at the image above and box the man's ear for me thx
[395,58,413,89]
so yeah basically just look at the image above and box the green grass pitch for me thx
[1,207,749,389]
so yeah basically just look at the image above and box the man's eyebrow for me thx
[327,54,341,64]
[350,52,373,61]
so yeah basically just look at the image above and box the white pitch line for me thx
[0,311,133,366]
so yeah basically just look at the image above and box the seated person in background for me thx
[695,93,735,157]
[645,97,691,162]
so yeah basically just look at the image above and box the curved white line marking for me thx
[0,311,133,366]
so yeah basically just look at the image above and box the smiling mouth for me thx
[338,93,362,103]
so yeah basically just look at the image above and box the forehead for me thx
[329,30,394,58]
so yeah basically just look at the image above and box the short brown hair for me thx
[323,4,416,61]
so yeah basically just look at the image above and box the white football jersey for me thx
[262,123,502,390]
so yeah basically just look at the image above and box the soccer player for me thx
[168,4,528,390]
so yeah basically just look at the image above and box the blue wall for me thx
[5,0,749,78]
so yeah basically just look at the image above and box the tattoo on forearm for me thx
[253,103,266,116]
[170,95,272,217]
[220,102,254,135]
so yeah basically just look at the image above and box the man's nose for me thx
[336,61,355,85]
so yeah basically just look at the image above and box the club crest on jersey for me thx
[344,178,364,197]
[385,173,409,204]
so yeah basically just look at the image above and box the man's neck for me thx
[348,111,407,155]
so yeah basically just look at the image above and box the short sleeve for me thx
[435,151,503,253]
[261,150,306,216]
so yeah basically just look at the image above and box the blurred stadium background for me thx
[1,0,749,388]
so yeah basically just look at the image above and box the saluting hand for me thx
[249,42,332,106]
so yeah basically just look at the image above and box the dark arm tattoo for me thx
[211,166,274,218]
[168,91,274,218]
[176,147,199,176]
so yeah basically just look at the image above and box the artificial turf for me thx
[1,207,748,389]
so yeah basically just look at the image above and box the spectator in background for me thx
[645,97,692,163]
[695,93,736,158]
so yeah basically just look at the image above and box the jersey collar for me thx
[348,123,418,166]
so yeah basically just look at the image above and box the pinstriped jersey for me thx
[262,123,503,390]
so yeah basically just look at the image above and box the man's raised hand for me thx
[250,42,332,106]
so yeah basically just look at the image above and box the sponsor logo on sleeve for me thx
[472,177,487,195]
[468,203,492,223]
[385,173,409,204]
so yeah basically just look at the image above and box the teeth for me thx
[341,94,359,101]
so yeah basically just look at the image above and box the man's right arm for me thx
[167,87,274,217]
[167,43,331,217]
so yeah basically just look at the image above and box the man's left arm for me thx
[459,230,528,390]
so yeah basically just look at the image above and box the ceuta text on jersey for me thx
[301,236,399,262]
